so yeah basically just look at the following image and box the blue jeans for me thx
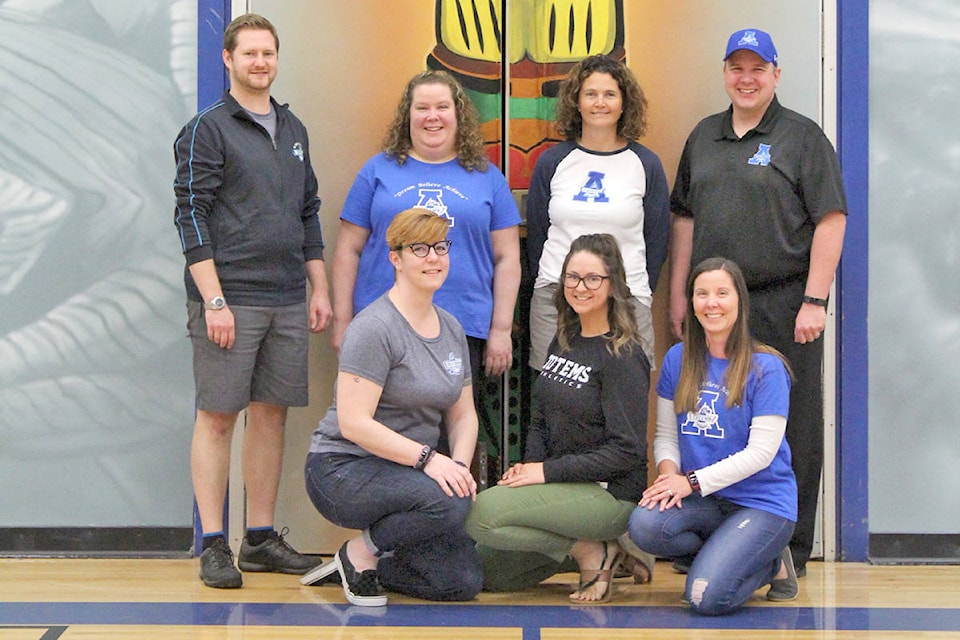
[627,494,795,615]
[305,452,482,601]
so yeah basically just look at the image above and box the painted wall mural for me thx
[427,0,625,188]
[0,0,196,530]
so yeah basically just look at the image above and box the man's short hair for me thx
[223,13,279,54]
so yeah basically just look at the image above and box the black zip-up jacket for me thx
[173,91,324,306]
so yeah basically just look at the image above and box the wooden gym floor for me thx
[1,558,958,639]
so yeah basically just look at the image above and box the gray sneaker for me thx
[238,528,320,575]
[766,546,799,601]
[199,537,242,589]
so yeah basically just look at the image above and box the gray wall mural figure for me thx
[0,0,196,531]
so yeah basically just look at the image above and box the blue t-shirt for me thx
[342,153,521,339]
[657,343,797,521]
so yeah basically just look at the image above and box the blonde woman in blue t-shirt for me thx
[627,257,799,615]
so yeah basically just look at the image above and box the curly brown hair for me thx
[382,70,488,171]
[554,55,648,141]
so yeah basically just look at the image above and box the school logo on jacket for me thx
[291,142,304,162]
[748,143,771,167]
[572,171,609,203]
[443,352,463,376]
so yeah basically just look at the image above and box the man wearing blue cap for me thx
[667,28,847,578]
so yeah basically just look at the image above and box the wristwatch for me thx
[204,296,226,310]
[686,470,701,494]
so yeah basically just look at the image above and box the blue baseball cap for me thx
[724,29,778,66]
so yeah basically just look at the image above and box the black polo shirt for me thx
[671,96,847,289]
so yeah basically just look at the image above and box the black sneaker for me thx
[199,537,242,589]
[334,542,387,607]
[238,528,320,575]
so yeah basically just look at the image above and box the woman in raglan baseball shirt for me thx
[526,55,670,372]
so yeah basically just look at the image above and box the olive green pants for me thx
[465,481,635,592]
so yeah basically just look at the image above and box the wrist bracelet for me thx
[454,460,468,468]
[802,295,829,308]
[414,445,433,471]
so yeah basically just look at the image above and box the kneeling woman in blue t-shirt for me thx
[627,257,799,615]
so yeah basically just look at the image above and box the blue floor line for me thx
[2,602,960,632]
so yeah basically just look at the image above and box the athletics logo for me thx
[291,142,304,162]
[748,143,772,167]
[539,354,591,388]
[572,171,609,203]
[737,31,761,49]
[416,189,454,226]
[680,389,725,438]
[443,352,463,376]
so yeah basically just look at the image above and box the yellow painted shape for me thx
[512,0,618,62]
[437,0,503,62]
[435,0,619,64]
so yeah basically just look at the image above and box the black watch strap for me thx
[802,295,829,307]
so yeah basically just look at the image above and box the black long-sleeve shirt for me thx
[527,333,650,502]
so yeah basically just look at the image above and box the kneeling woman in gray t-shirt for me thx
[303,208,481,606]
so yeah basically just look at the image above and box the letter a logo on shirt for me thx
[416,189,455,227]
[748,143,772,167]
[572,171,609,203]
[680,390,725,438]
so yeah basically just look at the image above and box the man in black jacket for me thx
[173,13,331,589]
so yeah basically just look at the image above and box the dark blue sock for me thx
[202,531,225,551]
[246,526,274,546]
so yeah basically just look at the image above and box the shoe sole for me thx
[239,559,318,575]
[335,549,387,607]
[300,559,339,586]
[200,572,242,589]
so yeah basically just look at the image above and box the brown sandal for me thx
[569,541,624,603]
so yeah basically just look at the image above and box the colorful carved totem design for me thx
[427,0,625,188]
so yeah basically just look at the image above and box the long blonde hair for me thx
[674,257,790,413]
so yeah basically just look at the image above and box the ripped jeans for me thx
[627,493,794,615]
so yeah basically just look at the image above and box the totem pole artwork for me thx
[427,0,625,188]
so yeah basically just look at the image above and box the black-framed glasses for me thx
[396,239,452,257]
[563,272,609,290]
